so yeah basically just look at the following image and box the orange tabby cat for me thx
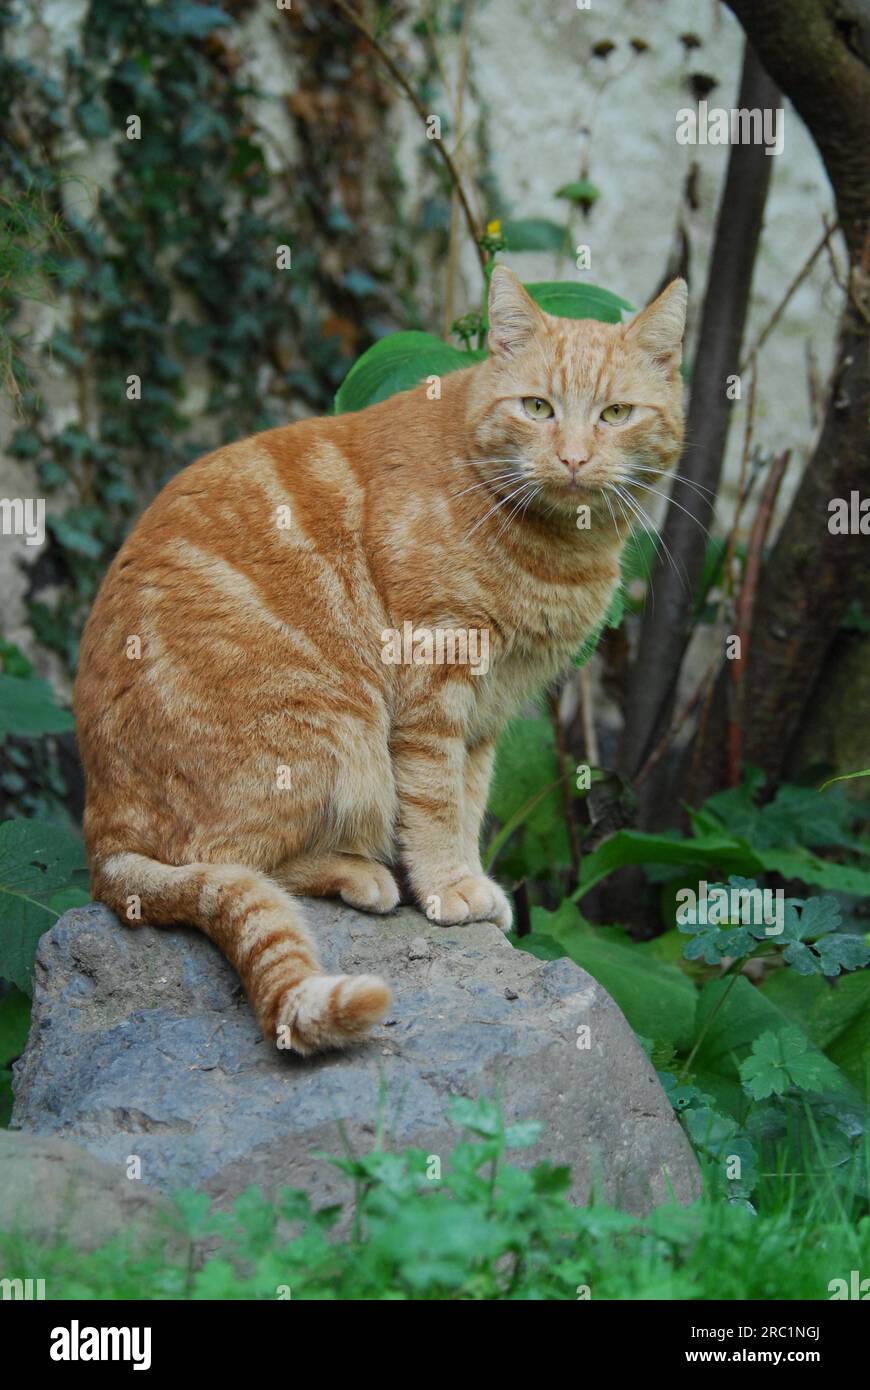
[74,267,686,1055]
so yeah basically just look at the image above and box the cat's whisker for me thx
[611,483,689,592]
[625,478,715,542]
[627,465,720,507]
[466,480,535,540]
[448,470,524,501]
[606,484,634,544]
[493,481,538,542]
[611,483,669,571]
[601,487,620,539]
[627,463,717,491]
[495,481,540,543]
[605,485,655,618]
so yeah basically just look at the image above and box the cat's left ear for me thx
[488,265,545,358]
[624,279,687,371]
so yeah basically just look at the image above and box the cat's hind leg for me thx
[92,852,391,1055]
[274,852,400,914]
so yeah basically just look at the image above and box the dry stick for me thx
[442,0,472,334]
[683,367,759,789]
[727,448,792,784]
[824,219,870,328]
[738,221,838,373]
[634,646,723,789]
[638,374,758,792]
[636,228,833,797]
[724,366,757,582]
[332,0,486,272]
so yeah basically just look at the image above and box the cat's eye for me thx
[522,397,555,420]
[601,403,633,424]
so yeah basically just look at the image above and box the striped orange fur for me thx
[74,268,686,1055]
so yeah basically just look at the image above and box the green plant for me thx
[2,1096,867,1300]
[333,267,631,413]
[0,819,89,994]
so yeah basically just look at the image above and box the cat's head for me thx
[468,266,686,522]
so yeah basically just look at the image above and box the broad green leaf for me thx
[739,1027,829,1100]
[0,985,30,1067]
[0,819,88,992]
[488,716,571,878]
[760,848,870,897]
[826,1009,870,1104]
[794,895,842,940]
[334,332,483,413]
[815,934,870,975]
[555,180,601,208]
[0,986,30,1124]
[689,978,849,1113]
[573,831,762,902]
[510,930,566,961]
[0,674,74,739]
[532,901,696,1050]
[335,281,632,412]
[697,780,868,855]
[502,218,568,252]
[761,969,870,1101]
[0,1069,12,1128]
[524,281,632,323]
[692,537,728,623]
[684,1104,738,1151]
[573,825,870,902]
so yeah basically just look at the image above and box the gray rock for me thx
[0,1129,177,1254]
[12,901,699,1214]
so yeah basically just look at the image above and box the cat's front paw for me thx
[421,875,512,932]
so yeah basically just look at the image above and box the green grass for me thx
[2,1099,867,1300]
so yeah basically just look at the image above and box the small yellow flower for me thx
[486,219,502,236]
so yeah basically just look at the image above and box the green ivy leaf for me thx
[0,674,74,739]
[151,3,231,39]
[739,1027,829,1100]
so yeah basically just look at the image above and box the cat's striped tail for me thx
[91,852,391,1055]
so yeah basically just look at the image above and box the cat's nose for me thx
[559,453,588,475]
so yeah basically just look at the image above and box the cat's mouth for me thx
[550,476,603,496]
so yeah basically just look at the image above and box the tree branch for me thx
[618,42,780,815]
[331,0,487,273]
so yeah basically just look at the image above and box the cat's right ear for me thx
[488,266,544,358]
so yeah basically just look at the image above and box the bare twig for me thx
[332,0,486,273]
[442,0,472,333]
[634,646,722,789]
[739,221,838,372]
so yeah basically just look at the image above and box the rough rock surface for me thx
[12,901,699,1214]
[0,1129,177,1253]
